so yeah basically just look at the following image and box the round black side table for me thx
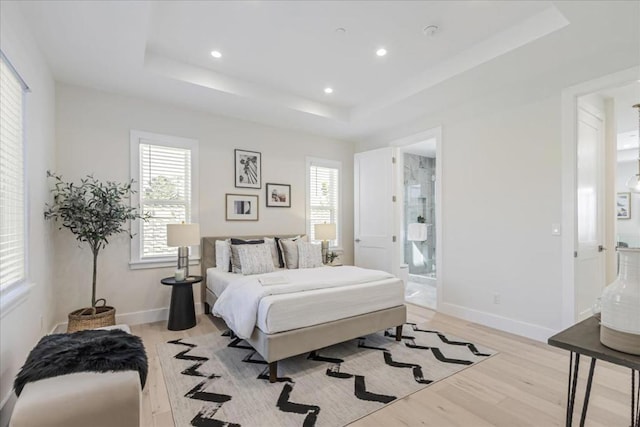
[161,275,202,331]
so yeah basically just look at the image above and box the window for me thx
[0,52,29,293]
[130,131,199,268]
[306,157,341,247]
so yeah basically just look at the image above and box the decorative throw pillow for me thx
[237,244,275,275]
[278,239,300,269]
[230,238,265,273]
[297,241,323,268]
[263,237,280,268]
[215,239,231,272]
[274,235,298,268]
[274,235,308,268]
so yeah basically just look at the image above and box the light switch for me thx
[552,223,561,236]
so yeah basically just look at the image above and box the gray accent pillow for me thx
[237,244,275,275]
[230,238,265,273]
[297,241,323,268]
[263,237,280,268]
[278,239,300,269]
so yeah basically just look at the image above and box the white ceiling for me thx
[12,0,640,142]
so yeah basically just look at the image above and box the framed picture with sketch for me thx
[617,192,631,219]
[234,149,261,189]
[226,194,259,221]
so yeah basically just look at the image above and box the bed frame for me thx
[201,235,407,382]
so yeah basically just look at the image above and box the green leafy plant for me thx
[44,171,147,307]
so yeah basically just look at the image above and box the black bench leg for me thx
[395,325,403,341]
[269,361,277,383]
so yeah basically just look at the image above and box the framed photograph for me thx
[617,192,631,219]
[266,183,291,207]
[235,149,261,189]
[226,194,259,221]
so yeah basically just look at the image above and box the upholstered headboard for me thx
[201,234,303,308]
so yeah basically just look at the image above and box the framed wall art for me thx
[234,149,261,189]
[266,183,291,208]
[617,192,631,219]
[226,193,259,221]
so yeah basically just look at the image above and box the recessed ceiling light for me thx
[376,48,387,57]
[335,27,347,35]
[210,50,222,58]
[423,25,439,36]
[324,87,333,94]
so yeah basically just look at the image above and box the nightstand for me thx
[161,275,202,330]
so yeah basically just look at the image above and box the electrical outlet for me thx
[493,293,501,305]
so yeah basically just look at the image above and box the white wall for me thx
[54,84,354,325]
[359,95,564,340]
[0,1,57,422]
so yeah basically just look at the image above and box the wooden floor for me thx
[132,304,632,427]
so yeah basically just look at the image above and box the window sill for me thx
[129,258,201,270]
[0,281,34,319]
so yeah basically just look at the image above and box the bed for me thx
[201,235,407,382]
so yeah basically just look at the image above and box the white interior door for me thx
[354,147,396,273]
[575,101,605,321]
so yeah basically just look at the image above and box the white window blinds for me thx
[0,54,27,290]
[308,161,340,246]
[139,142,192,259]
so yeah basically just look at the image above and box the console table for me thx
[161,276,202,331]
[548,316,640,427]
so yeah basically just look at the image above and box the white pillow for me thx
[215,239,231,272]
[237,244,276,275]
[297,241,323,268]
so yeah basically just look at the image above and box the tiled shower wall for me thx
[403,153,436,277]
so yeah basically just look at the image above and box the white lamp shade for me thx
[167,223,200,247]
[315,223,336,241]
[407,223,428,241]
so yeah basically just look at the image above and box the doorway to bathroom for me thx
[400,138,437,309]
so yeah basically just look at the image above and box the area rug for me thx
[157,323,495,427]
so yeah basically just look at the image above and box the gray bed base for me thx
[201,235,407,382]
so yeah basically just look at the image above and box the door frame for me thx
[390,126,443,310]
[560,66,639,328]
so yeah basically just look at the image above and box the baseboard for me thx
[53,304,205,333]
[439,302,558,343]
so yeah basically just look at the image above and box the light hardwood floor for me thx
[132,304,632,427]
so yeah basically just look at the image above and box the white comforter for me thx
[212,266,394,339]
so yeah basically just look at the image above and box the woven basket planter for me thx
[67,299,116,332]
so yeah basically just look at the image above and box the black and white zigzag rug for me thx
[157,323,495,427]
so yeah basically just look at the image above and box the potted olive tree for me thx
[44,171,146,332]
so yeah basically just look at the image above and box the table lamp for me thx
[315,223,336,264]
[167,222,200,278]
